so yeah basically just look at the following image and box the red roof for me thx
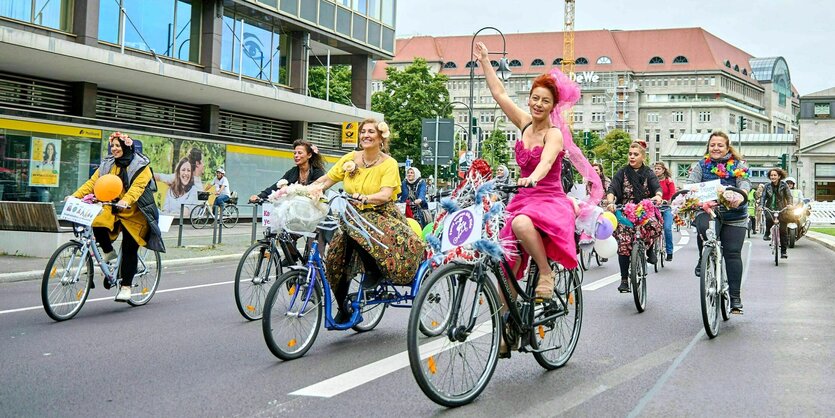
[373,28,761,81]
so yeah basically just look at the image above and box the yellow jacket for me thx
[73,165,153,247]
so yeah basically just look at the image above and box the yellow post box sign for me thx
[342,122,358,148]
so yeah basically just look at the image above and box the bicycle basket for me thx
[197,191,210,201]
[272,195,328,235]
[228,196,238,205]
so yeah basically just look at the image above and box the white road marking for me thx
[290,322,493,398]
[0,281,234,316]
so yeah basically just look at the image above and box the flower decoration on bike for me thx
[702,154,749,179]
[617,199,662,228]
[267,183,328,236]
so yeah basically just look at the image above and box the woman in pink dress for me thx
[475,42,603,299]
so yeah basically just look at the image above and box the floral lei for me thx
[621,199,660,226]
[703,155,748,179]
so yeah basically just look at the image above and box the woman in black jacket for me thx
[760,168,792,256]
[605,141,663,293]
[249,139,326,202]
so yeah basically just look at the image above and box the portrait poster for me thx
[29,137,61,187]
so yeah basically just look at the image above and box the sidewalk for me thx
[0,220,266,283]
[806,230,835,252]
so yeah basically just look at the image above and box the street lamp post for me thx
[469,27,511,158]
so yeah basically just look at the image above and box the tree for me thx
[592,129,632,177]
[574,130,602,160]
[307,65,352,106]
[371,58,451,174]
[481,128,511,169]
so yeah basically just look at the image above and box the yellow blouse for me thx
[327,152,401,208]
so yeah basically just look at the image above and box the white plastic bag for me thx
[272,195,327,235]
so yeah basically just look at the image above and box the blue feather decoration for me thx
[426,234,442,252]
[484,201,504,222]
[472,239,506,260]
[474,181,496,204]
[440,198,459,214]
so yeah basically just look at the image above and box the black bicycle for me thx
[406,184,583,407]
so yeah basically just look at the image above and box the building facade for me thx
[797,87,835,201]
[0,0,394,214]
[372,28,800,182]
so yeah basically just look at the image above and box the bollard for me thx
[251,204,258,243]
[217,204,223,245]
[177,203,185,247]
[211,205,218,247]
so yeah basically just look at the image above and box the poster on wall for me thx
[28,137,61,187]
[102,131,226,216]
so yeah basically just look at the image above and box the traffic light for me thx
[779,153,788,170]
[471,117,479,135]
[583,131,591,147]
[739,116,748,131]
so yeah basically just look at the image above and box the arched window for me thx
[465,61,478,68]
[509,59,522,67]
[724,60,731,68]
[531,58,545,66]
[733,64,739,72]
[649,56,664,64]
[596,56,612,64]
[490,60,499,68]
[672,55,688,64]
[575,57,588,65]
[553,58,563,65]
[443,61,457,69]
[742,68,748,75]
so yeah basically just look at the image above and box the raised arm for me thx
[474,42,531,130]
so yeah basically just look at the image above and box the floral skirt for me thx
[325,202,426,289]
[613,218,661,256]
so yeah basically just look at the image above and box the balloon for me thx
[422,223,434,241]
[595,218,614,240]
[406,218,422,237]
[93,174,122,202]
[602,212,618,230]
[593,236,618,259]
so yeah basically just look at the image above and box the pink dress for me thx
[500,141,578,276]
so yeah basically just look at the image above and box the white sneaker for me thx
[103,251,117,263]
[115,286,132,302]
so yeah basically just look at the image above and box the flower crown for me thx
[109,131,133,147]
[377,121,391,139]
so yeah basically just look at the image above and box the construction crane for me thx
[562,0,576,131]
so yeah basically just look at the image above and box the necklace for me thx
[362,153,381,168]
[703,154,748,179]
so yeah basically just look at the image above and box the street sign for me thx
[405,157,412,169]
[421,118,455,165]
[342,122,358,148]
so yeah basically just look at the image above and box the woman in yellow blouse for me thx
[70,132,165,302]
[313,118,425,322]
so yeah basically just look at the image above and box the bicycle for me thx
[190,191,239,229]
[611,201,662,313]
[234,199,309,321]
[42,201,162,321]
[764,207,790,266]
[578,246,601,271]
[262,192,439,361]
[685,187,748,338]
[406,184,583,407]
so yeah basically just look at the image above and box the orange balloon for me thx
[94,174,123,202]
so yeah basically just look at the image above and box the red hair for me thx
[530,73,559,103]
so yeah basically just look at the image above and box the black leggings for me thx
[764,214,788,252]
[93,226,139,286]
[694,213,745,296]
[333,238,382,311]
[617,244,654,280]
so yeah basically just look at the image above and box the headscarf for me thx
[495,165,509,183]
[547,68,602,224]
[407,167,422,184]
[110,132,134,189]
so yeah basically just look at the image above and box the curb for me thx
[0,253,244,284]
[806,231,835,252]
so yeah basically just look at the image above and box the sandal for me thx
[535,270,556,300]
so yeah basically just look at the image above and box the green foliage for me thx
[591,129,632,176]
[574,130,603,160]
[371,58,451,174]
[481,129,511,169]
[308,65,352,106]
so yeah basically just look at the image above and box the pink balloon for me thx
[595,218,614,240]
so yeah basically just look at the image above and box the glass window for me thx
[815,103,831,117]
[381,26,394,52]
[673,55,688,64]
[99,0,120,44]
[353,0,367,13]
[649,56,664,64]
[318,0,335,29]
[575,57,588,65]
[352,14,366,42]
[0,0,72,31]
[509,59,522,67]
[368,0,381,20]
[443,61,457,69]
[596,56,612,64]
[381,0,394,26]
[300,0,318,22]
[552,58,562,65]
[221,9,291,85]
[336,6,351,36]
[280,0,298,15]
[367,20,381,47]
[531,58,545,66]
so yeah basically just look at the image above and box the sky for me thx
[395,0,834,96]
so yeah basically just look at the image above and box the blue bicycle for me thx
[261,192,441,360]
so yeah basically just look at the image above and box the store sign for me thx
[573,71,600,84]
[342,122,358,148]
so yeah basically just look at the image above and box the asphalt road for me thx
[1,229,833,417]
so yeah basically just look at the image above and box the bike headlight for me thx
[793,207,804,217]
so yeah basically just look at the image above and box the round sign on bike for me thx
[440,205,483,252]
[60,197,102,226]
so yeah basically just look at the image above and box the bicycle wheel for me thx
[349,273,387,333]
[788,228,796,248]
[772,226,779,266]
[41,242,94,321]
[190,205,211,229]
[127,248,161,306]
[418,271,455,337]
[700,246,721,338]
[629,244,647,313]
[407,263,501,408]
[533,265,583,370]
[578,247,588,271]
[222,204,239,228]
[235,242,279,320]
[654,237,663,273]
[263,269,323,360]
[593,249,602,266]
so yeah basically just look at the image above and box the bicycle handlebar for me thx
[494,184,532,193]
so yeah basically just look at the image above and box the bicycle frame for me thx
[71,225,122,283]
[702,215,727,295]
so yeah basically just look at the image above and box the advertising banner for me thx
[28,137,61,187]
